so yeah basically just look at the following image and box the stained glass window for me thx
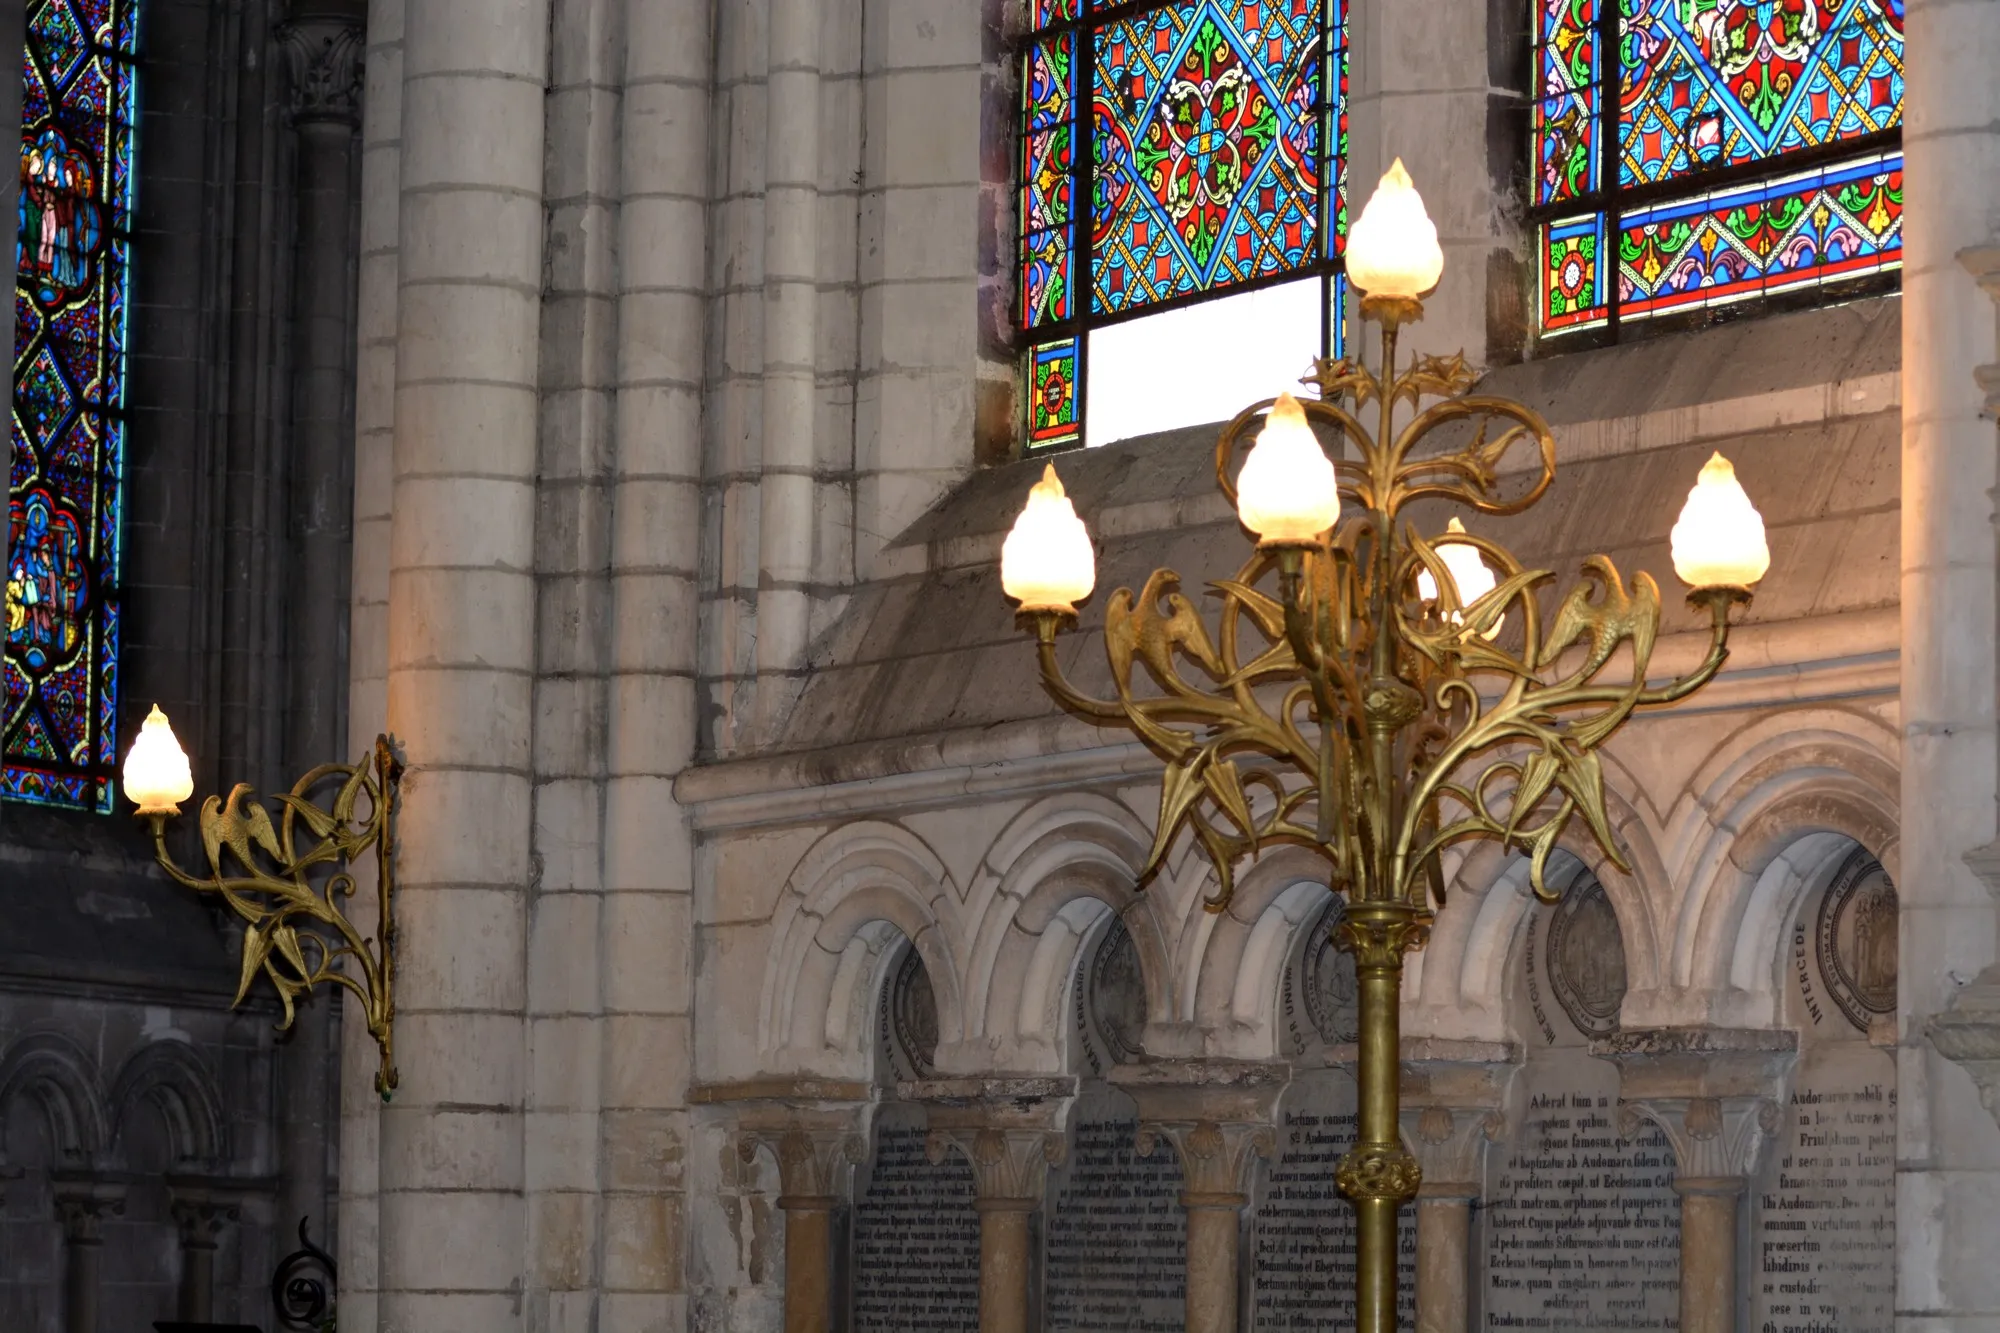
[1535,0,1902,335]
[1020,0,1347,450]
[5,0,139,812]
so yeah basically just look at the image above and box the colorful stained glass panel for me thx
[1617,0,1903,189]
[1541,213,1609,332]
[1031,0,1081,30]
[1090,0,1328,316]
[7,0,138,813]
[1616,153,1901,322]
[1028,338,1081,448]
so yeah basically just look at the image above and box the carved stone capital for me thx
[1927,969,2000,1129]
[166,1184,243,1251]
[276,19,363,126]
[1618,1096,1779,1184]
[1397,1047,1517,1199]
[736,1125,866,1209]
[1135,1119,1274,1206]
[51,1178,126,1245]
[927,1127,1066,1208]
[909,1076,1075,1209]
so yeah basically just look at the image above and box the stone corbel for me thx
[1961,245,2000,416]
[1926,975,2000,1128]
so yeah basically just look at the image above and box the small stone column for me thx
[914,1077,1076,1333]
[51,1179,125,1333]
[1397,1046,1515,1333]
[1114,1061,1286,1333]
[167,1185,242,1323]
[737,1118,866,1333]
[1598,1030,1794,1333]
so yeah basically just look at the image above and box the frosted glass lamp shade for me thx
[125,704,194,816]
[1417,518,1501,637]
[1236,394,1341,546]
[1670,452,1770,589]
[1003,463,1097,613]
[1347,159,1445,299]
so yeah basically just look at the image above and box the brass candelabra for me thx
[1000,166,1764,1331]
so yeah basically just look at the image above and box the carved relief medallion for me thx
[1546,876,1627,1039]
[1816,849,1898,1032]
[890,945,939,1076]
[1085,918,1147,1066]
[1302,901,1360,1046]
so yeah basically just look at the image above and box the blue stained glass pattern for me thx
[6,0,139,812]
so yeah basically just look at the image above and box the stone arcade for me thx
[1,0,1998,1331]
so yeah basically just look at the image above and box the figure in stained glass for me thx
[5,0,138,813]
[1018,0,1346,449]
[1535,0,1902,332]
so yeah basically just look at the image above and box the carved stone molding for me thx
[50,1177,126,1244]
[1927,971,2000,1128]
[1963,245,2000,416]
[276,19,363,126]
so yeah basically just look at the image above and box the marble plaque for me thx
[1483,1058,1680,1330]
[1752,862,1898,1333]
[851,1103,980,1332]
[1044,1086,1185,1332]
[1487,889,1680,1330]
[1252,1068,1416,1329]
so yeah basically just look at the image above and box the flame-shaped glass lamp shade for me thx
[124,704,195,816]
[1236,393,1341,546]
[1416,518,1501,637]
[1002,463,1097,613]
[1346,159,1445,300]
[1670,452,1770,589]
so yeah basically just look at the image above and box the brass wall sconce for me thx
[123,707,403,1095]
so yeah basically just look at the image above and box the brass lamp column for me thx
[1000,162,1772,1332]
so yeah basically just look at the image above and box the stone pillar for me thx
[51,1179,124,1333]
[167,1186,242,1322]
[737,1114,867,1333]
[377,0,549,1324]
[1900,0,2000,1317]
[274,4,364,1270]
[917,1079,1075,1333]
[340,0,403,1321]
[1397,1048,1513,1333]
[1600,1030,1794,1333]
[753,0,826,730]
[1114,1061,1286,1333]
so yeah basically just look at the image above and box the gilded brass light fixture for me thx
[124,708,403,1095]
[1001,161,1767,1331]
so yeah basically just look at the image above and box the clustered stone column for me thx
[918,1079,1074,1333]
[1601,1030,1793,1333]
[51,1178,124,1333]
[1115,1061,1284,1333]
[1398,1048,1512,1333]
